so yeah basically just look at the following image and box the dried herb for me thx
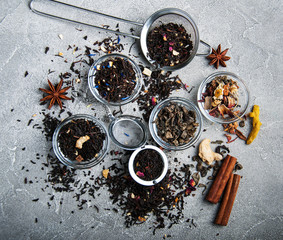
[58,119,105,162]
[200,75,240,119]
[93,57,136,102]
[134,149,164,181]
[155,103,198,146]
[147,23,193,67]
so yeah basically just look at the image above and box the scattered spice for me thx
[214,174,241,226]
[93,57,136,102]
[207,44,230,69]
[39,79,71,109]
[206,155,237,204]
[147,23,193,67]
[222,123,247,143]
[198,139,223,165]
[246,105,261,144]
[58,119,105,162]
[134,149,164,181]
[154,103,198,146]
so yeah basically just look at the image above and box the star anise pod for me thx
[207,44,230,69]
[39,79,71,109]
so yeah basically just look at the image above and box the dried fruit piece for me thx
[102,169,109,179]
[75,135,90,149]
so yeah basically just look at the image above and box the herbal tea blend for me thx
[155,103,198,146]
[202,75,239,119]
[93,57,137,102]
[134,149,164,181]
[147,23,193,67]
[58,119,105,162]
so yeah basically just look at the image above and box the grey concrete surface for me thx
[0,0,282,239]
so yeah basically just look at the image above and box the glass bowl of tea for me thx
[88,53,142,106]
[197,72,250,124]
[52,114,109,169]
[148,97,203,151]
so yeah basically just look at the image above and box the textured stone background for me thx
[0,0,282,239]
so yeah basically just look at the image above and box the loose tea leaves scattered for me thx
[147,23,193,67]
[93,57,137,102]
[102,157,197,233]
[155,103,198,146]
[134,149,164,181]
[58,119,105,162]
[137,70,183,122]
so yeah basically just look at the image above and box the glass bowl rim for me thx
[88,53,143,106]
[52,114,109,169]
[148,97,203,151]
[197,71,250,124]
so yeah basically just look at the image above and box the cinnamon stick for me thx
[215,174,241,226]
[206,155,237,203]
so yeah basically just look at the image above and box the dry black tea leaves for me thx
[155,103,198,146]
[102,156,196,234]
[58,119,105,162]
[137,69,183,122]
[134,149,164,181]
[93,57,137,102]
[147,23,193,67]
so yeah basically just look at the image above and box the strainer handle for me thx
[196,40,212,56]
[103,104,116,121]
[30,0,142,39]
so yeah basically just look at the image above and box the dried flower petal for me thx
[151,97,157,106]
[136,171,144,178]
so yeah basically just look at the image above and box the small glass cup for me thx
[148,97,203,151]
[197,71,250,124]
[128,145,168,186]
[88,53,142,106]
[52,114,109,169]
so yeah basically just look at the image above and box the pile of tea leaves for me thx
[101,155,197,232]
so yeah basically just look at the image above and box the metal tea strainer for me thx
[30,0,211,70]
[104,105,148,151]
